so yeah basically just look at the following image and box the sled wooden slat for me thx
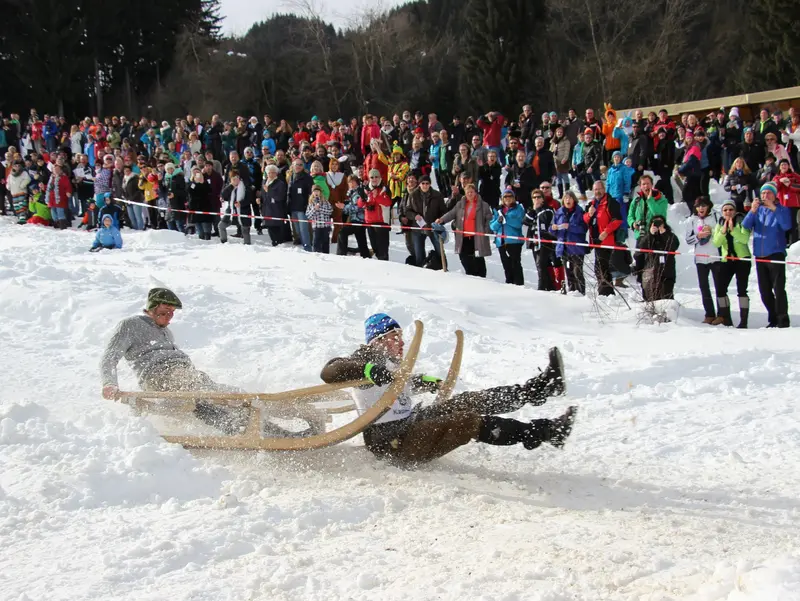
[159,321,424,451]
[434,330,463,404]
[322,329,464,415]
[119,378,369,404]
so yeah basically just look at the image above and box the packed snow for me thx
[1,186,799,600]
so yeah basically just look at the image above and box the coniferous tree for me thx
[457,0,547,115]
[744,0,800,89]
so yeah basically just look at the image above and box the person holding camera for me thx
[635,216,679,303]
[742,183,792,328]
[711,200,752,327]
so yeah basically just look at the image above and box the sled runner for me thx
[319,329,464,415]
[117,321,424,451]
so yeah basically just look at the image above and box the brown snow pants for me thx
[365,379,549,465]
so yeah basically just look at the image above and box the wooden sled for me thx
[118,321,424,451]
[320,329,464,414]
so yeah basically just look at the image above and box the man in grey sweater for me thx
[101,288,246,434]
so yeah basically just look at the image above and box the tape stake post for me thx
[112,197,800,267]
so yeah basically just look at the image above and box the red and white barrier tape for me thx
[113,197,800,266]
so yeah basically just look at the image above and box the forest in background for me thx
[1,0,798,120]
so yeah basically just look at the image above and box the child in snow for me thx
[90,214,123,252]
[79,199,98,230]
[305,184,333,253]
[26,191,51,226]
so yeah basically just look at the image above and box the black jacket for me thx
[523,205,556,251]
[188,179,215,223]
[627,133,651,170]
[504,163,536,208]
[531,149,556,186]
[261,178,288,219]
[478,162,503,207]
[652,138,676,173]
[287,170,313,213]
[405,188,447,225]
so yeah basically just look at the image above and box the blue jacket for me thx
[606,163,634,200]
[261,138,276,156]
[429,140,442,169]
[552,205,589,257]
[92,220,123,249]
[489,203,526,247]
[44,119,59,140]
[741,204,792,257]
[612,126,630,155]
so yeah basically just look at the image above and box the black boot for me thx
[477,407,577,450]
[737,297,749,329]
[548,406,577,448]
[524,347,566,400]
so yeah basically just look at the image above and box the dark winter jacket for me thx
[652,137,676,173]
[187,179,214,223]
[523,205,556,251]
[739,142,765,173]
[405,187,447,226]
[723,170,752,208]
[477,162,503,207]
[261,177,288,220]
[530,148,556,187]
[287,170,314,213]
[504,163,536,208]
[627,133,651,170]
[636,222,679,281]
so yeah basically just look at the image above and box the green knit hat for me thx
[145,287,182,311]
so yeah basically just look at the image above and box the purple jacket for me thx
[552,204,589,257]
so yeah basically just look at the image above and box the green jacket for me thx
[628,190,668,238]
[712,220,751,261]
[28,195,51,221]
[312,175,330,201]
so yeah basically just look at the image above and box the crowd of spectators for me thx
[1,103,797,327]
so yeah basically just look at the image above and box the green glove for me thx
[418,375,442,392]
[364,363,393,386]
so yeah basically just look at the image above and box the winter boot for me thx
[737,297,749,329]
[712,296,732,326]
[614,277,629,288]
[523,347,566,401]
[477,407,577,450]
[547,406,578,449]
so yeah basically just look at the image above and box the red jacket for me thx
[583,194,622,247]
[773,172,800,208]
[477,114,505,148]
[293,131,310,146]
[47,174,73,209]
[364,152,389,184]
[360,123,381,155]
[31,122,44,141]
[313,129,329,149]
[358,185,392,224]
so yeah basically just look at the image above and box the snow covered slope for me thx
[1,211,799,601]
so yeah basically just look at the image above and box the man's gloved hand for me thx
[415,374,442,392]
[364,363,393,386]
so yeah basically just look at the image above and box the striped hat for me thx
[365,313,401,344]
[760,182,778,197]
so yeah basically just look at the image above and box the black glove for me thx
[364,363,393,386]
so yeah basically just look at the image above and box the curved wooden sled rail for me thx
[321,329,463,414]
[144,321,424,451]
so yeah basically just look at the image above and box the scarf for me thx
[326,172,344,188]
